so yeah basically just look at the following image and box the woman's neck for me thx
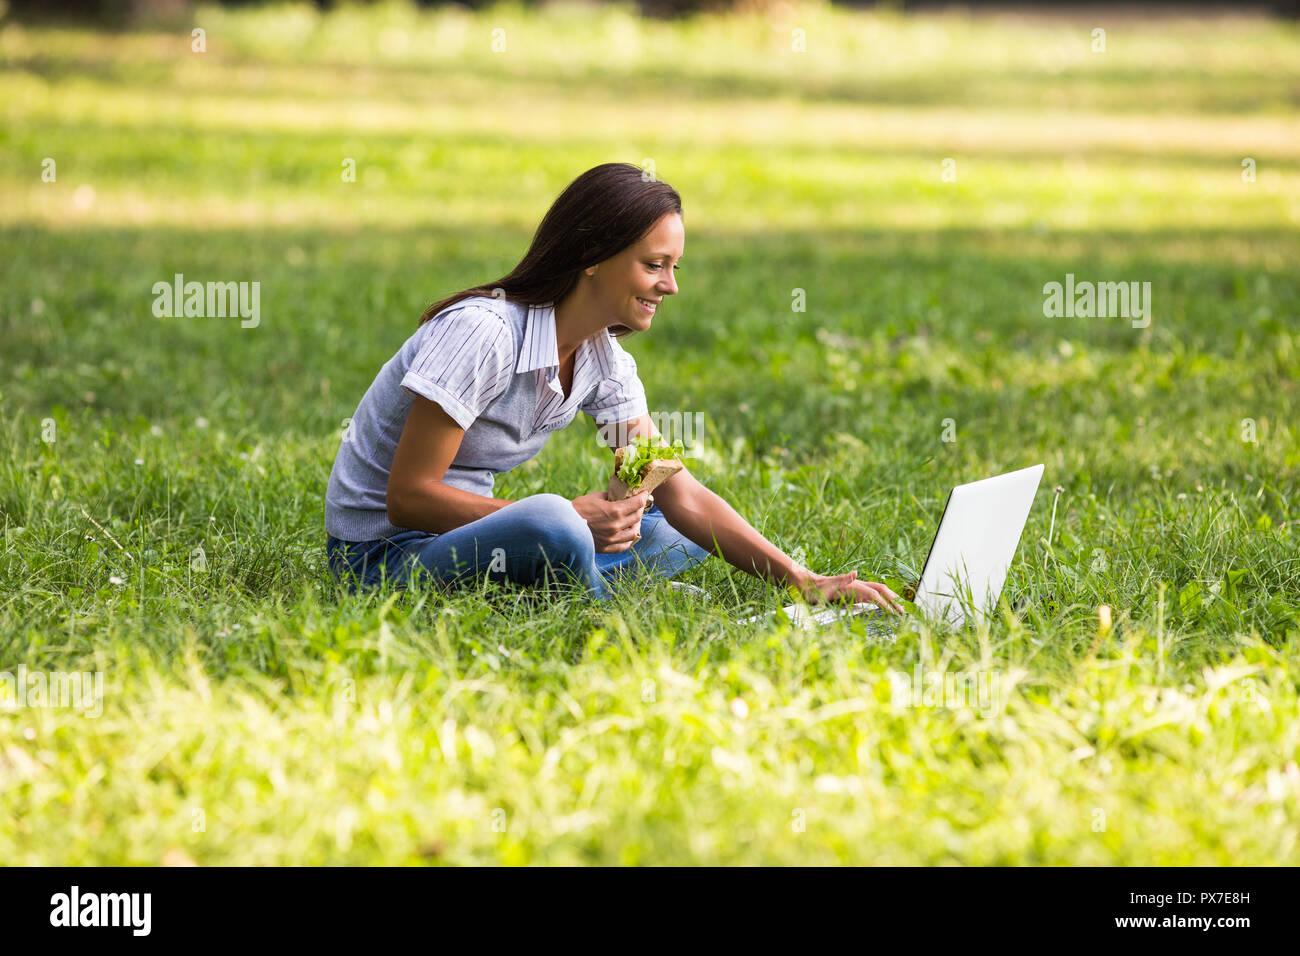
[552,282,608,365]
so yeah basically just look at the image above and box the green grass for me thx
[1,0,1298,864]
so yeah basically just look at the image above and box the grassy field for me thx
[1,0,1298,864]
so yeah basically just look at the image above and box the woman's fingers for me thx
[811,574,904,614]
[593,518,644,553]
[615,518,645,544]
[814,573,859,606]
[605,497,646,547]
[859,581,905,614]
[801,571,907,615]
[599,529,640,553]
[838,580,888,612]
[872,582,905,612]
[619,492,649,516]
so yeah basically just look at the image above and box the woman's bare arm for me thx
[656,468,811,588]
[386,395,515,534]
[610,414,807,587]
[614,413,903,612]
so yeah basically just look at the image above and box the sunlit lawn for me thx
[0,1,1298,864]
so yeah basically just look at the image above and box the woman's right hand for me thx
[571,490,650,553]
[796,570,905,615]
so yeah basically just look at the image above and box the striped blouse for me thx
[325,295,649,541]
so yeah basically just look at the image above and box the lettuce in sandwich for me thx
[608,435,692,501]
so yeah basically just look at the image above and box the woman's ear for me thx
[584,264,598,277]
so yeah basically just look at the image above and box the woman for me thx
[325,162,903,613]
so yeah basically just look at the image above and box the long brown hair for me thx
[418,162,683,339]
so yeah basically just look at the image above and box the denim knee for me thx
[514,493,596,566]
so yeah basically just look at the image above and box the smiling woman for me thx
[323,161,902,614]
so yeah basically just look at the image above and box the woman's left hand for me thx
[796,570,905,615]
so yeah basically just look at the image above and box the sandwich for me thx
[607,435,689,501]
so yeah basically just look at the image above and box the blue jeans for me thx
[326,493,711,601]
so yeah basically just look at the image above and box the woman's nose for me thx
[659,273,678,296]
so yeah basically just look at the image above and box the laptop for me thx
[737,464,1045,631]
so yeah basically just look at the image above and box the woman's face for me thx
[589,212,684,333]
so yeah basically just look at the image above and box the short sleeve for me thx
[581,336,650,442]
[401,306,515,430]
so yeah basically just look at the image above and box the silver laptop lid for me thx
[915,464,1044,627]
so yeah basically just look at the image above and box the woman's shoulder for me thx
[427,294,526,328]
[414,295,521,346]
[405,296,523,369]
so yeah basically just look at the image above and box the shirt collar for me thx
[516,301,616,375]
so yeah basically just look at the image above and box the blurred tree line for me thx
[4,0,766,26]
[6,0,1296,27]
